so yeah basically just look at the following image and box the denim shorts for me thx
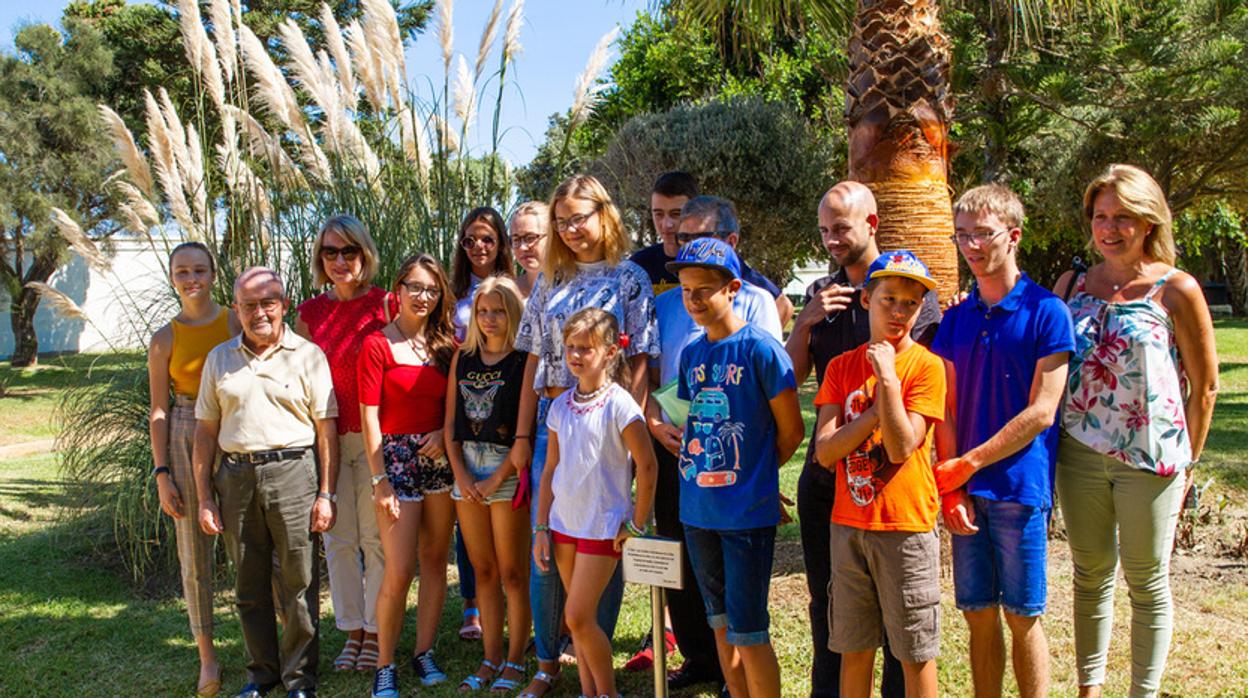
[451,441,518,504]
[683,524,776,646]
[952,496,1049,617]
[381,432,453,502]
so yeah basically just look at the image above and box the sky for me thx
[0,0,651,166]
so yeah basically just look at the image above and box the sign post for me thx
[623,536,684,698]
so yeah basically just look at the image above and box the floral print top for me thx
[516,259,659,391]
[1063,270,1191,476]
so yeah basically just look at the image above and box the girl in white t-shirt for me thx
[533,307,658,698]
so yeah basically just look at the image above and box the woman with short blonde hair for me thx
[311,214,381,287]
[1055,164,1218,698]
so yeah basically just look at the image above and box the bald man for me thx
[195,267,339,698]
[785,183,941,698]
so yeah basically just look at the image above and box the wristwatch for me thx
[370,473,388,488]
[317,491,338,503]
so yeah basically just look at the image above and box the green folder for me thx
[652,378,690,428]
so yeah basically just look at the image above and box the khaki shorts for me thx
[828,523,940,663]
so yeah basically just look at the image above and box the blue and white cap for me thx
[665,237,741,280]
[865,250,937,291]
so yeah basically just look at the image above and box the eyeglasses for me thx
[399,281,442,298]
[675,231,730,246]
[554,207,600,233]
[238,297,282,314]
[514,233,545,248]
[320,245,362,261]
[460,235,498,250]
[950,229,1007,247]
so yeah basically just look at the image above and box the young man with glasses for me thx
[785,181,940,698]
[931,184,1074,698]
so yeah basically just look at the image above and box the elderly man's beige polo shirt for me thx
[195,328,338,454]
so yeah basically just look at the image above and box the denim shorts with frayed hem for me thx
[683,523,776,647]
[952,496,1049,617]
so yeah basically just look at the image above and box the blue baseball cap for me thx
[665,237,741,280]
[865,250,937,291]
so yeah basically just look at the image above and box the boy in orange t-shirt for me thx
[813,250,946,698]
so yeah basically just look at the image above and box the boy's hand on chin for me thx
[866,341,896,378]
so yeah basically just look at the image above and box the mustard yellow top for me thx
[169,308,232,398]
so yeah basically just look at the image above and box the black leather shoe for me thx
[667,664,719,690]
[234,683,279,698]
[285,690,315,698]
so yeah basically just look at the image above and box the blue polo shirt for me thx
[931,274,1074,508]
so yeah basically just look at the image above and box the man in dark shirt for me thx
[784,181,941,698]
[630,171,793,326]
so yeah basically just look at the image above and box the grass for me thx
[0,325,1246,696]
[0,352,143,447]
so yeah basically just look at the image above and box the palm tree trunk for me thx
[847,0,959,299]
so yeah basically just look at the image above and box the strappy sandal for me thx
[490,661,525,693]
[355,633,379,671]
[459,659,499,692]
[334,636,362,671]
[459,606,483,640]
[517,669,559,698]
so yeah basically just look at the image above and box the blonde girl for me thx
[446,276,532,692]
[147,241,239,697]
[533,307,658,698]
[509,202,549,299]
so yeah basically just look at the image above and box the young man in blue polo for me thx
[672,236,804,698]
[932,184,1075,698]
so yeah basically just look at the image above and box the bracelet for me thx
[533,523,550,534]
[152,466,171,478]
[625,520,647,537]
[514,434,532,441]
[317,491,338,503]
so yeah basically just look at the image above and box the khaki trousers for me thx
[323,432,384,632]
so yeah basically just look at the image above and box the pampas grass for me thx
[474,0,504,79]
[49,208,110,273]
[98,105,155,200]
[24,282,89,322]
[569,26,619,129]
[436,0,454,71]
[502,0,524,62]
[320,3,356,106]
[345,19,386,115]
[453,54,475,125]
[209,0,237,84]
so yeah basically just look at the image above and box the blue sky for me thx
[0,0,651,166]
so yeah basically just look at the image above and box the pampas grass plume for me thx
[97,105,155,200]
[25,282,89,322]
[209,0,237,83]
[569,26,618,128]
[502,0,524,62]
[50,208,111,273]
[474,0,503,79]
[436,0,454,70]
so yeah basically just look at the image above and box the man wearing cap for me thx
[786,181,940,698]
[813,250,946,698]
[194,267,339,698]
[672,232,804,698]
[646,196,783,692]
[931,184,1073,698]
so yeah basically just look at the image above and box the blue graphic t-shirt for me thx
[677,323,796,529]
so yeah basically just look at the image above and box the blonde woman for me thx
[1054,164,1218,698]
[509,202,550,300]
[147,241,240,697]
[295,215,388,672]
[511,174,659,698]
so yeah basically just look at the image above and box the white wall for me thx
[1,238,175,359]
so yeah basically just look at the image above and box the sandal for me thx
[334,636,362,671]
[356,633,379,671]
[459,660,499,692]
[196,668,222,698]
[517,669,559,698]
[490,661,525,693]
[459,606,483,641]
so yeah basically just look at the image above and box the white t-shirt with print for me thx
[546,383,644,540]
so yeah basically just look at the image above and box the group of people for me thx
[147,163,1217,698]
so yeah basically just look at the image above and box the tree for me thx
[0,20,119,366]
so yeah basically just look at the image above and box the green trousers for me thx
[1056,432,1184,698]
[216,450,321,691]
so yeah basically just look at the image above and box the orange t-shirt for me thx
[814,342,946,532]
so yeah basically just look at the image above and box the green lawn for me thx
[1,323,1246,697]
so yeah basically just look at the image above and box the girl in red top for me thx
[294,215,387,672]
[360,254,457,696]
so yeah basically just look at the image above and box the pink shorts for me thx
[552,530,622,559]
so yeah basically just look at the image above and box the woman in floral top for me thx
[1053,164,1218,698]
[511,174,658,698]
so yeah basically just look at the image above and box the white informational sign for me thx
[622,537,683,590]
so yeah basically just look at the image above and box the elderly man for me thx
[194,267,339,698]
[785,182,941,698]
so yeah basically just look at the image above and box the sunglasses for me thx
[461,236,498,250]
[320,245,362,261]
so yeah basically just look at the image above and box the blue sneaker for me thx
[370,664,398,698]
[410,649,447,686]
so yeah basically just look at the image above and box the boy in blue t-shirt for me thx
[671,237,804,698]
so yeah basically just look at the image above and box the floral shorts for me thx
[381,432,453,502]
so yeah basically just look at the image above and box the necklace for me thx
[573,382,611,402]
[396,323,429,363]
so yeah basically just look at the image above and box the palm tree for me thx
[666,0,1125,299]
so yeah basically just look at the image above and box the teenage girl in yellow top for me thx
[147,241,240,698]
